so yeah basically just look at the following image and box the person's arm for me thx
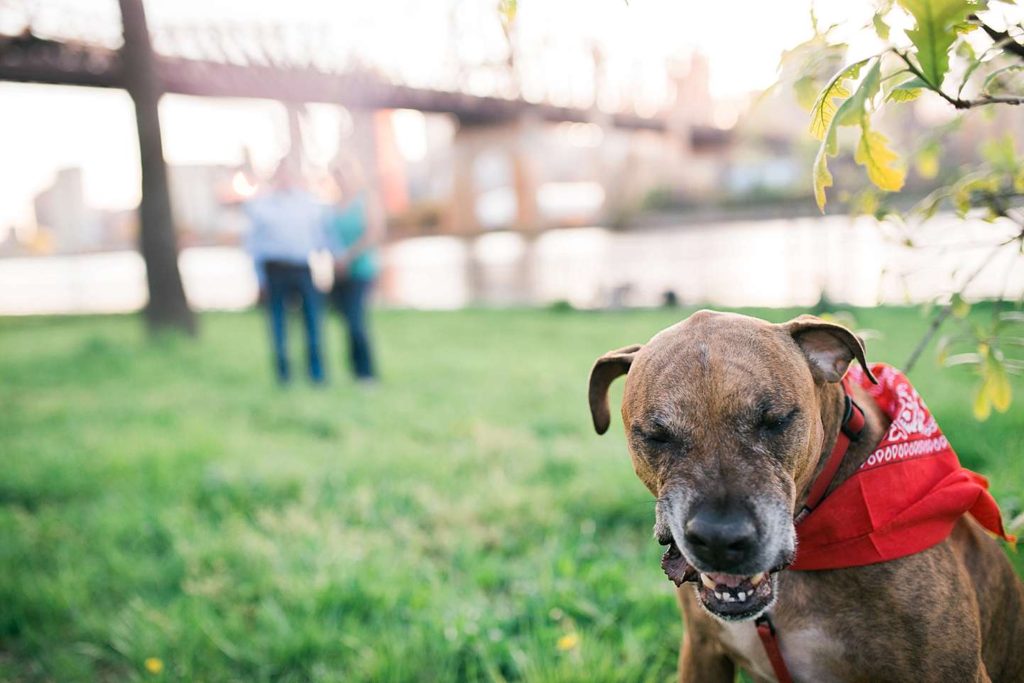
[243,203,268,292]
[340,194,384,263]
[322,205,344,258]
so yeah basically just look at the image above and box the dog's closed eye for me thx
[759,407,800,434]
[645,429,673,445]
[632,426,671,445]
[632,416,687,449]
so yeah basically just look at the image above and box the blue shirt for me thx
[326,193,380,281]
[244,189,330,284]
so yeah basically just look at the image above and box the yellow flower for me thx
[144,658,164,674]
[556,633,579,651]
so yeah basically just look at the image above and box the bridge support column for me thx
[447,112,544,305]
[341,109,379,190]
[510,112,541,233]
[446,125,480,236]
[509,112,542,305]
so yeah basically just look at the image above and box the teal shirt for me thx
[327,194,379,281]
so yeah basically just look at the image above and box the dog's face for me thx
[589,311,871,622]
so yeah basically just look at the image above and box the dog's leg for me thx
[677,589,735,683]
[679,631,734,683]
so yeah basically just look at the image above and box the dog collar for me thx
[795,391,865,524]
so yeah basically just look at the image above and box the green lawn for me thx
[1,306,1021,682]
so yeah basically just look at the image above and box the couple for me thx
[244,158,380,385]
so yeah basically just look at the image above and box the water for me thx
[1,215,1021,315]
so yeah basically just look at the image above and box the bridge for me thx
[0,28,692,133]
[0,0,731,326]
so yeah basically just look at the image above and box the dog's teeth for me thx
[714,591,724,600]
[751,573,765,587]
[737,591,747,601]
[701,574,716,589]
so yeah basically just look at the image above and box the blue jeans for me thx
[331,277,376,379]
[264,262,324,384]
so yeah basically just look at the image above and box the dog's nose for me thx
[684,507,758,569]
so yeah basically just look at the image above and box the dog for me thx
[588,310,1024,682]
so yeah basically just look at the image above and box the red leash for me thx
[758,390,864,683]
[755,614,793,683]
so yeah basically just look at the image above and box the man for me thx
[244,159,330,384]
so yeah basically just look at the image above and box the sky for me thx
[0,0,875,237]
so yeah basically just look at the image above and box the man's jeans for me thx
[331,276,376,380]
[264,261,324,383]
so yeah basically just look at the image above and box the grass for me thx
[0,306,1021,682]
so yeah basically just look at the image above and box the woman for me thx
[327,160,383,382]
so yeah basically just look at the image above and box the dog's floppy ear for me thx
[784,315,877,384]
[588,344,642,435]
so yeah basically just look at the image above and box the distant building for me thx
[168,164,247,241]
[33,168,104,253]
[30,164,247,254]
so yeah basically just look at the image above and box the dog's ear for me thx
[588,344,642,435]
[784,315,877,384]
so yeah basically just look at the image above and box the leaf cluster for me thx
[788,0,1024,419]
[801,0,1024,210]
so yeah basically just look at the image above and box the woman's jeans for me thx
[331,277,376,379]
[264,261,324,384]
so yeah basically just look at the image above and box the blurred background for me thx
[3,0,1022,313]
[1,0,1022,681]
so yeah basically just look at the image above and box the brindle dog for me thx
[588,311,1024,682]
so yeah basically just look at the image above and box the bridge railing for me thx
[0,0,679,121]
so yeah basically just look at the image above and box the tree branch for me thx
[893,50,1022,109]
[956,94,1024,108]
[972,17,1024,62]
[905,307,954,374]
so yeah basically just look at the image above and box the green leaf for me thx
[888,87,923,102]
[915,141,940,178]
[981,134,1018,171]
[897,0,977,87]
[873,12,891,40]
[498,0,517,26]
[957,52,986,97]
[794,75,821,110]
[972,383,992,420]
[811,59,880,210]
[988,360,1012,412]
[809,59,870,140]
[981,64,1024,94]
[813,132,836,211]
[836,60,883,126]
[951,292,970,318]
[888,75,930,101]
[855,127,906,192]
[936,335,950,365]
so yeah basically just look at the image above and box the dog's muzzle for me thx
[660,536,789,622]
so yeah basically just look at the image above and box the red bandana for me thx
[791,363,1015,571]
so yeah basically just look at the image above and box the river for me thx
[1,214,1021,315]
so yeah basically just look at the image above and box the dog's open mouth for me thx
[661,541,777,621]
[696,571,774,620]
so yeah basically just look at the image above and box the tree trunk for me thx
[118,0,196,335]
